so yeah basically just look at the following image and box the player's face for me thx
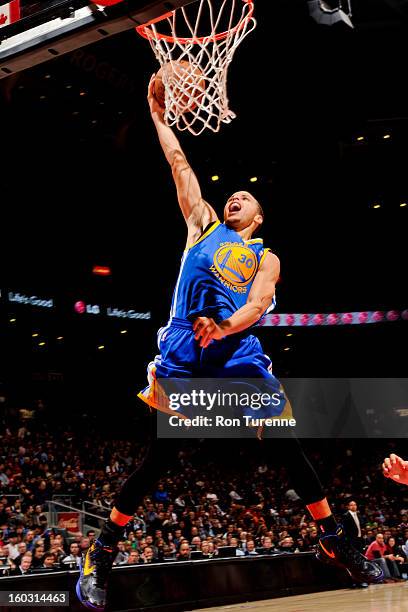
[223,191,262,230]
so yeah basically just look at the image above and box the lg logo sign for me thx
[74,301,100,315]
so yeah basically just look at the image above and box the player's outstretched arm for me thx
[193,252,280,348]
[147,75,218,232]
[382,453,408,486]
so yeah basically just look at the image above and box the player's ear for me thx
[254,214,263,227]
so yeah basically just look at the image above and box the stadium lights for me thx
[283,347,291,351]
[372,203,381,209]
[32,333,39,337]
[383,134,391,139]
[120,330,128,334]
[56,336,64,340]
[211,175,219,182]
[92,265,111,276]
[307,0,354,28]
[249,177,258,183]
[97,345,105,350]
[9,318,16,323]
[356,136,364,142]
[38,342,46,347]
[400,202,407,208]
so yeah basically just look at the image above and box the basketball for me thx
[154,60,205,113]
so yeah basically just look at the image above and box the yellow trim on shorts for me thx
[256,386,294,439]
[137,387,189,420]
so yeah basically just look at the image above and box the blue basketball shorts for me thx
[138,317,292,420]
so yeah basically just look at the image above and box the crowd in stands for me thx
[1,405,408,580]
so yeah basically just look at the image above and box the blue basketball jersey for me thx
[169,221,276,323]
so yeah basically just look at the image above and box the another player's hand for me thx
[147,74,165,118]
[193,317,225,348]
[382,453,408,486]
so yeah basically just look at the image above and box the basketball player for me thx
[383,453,408,485]
[76,76,383,610]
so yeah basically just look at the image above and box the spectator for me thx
[86,530,96,543]
[385,537,405,565]
[37,515,49,537]
[343,500,364,552]
[366,533,387,561]
[223,524,236,540]
[49,534,67,563]
[278,537,296,553]
[133,529,144,550]
[62,543,82,567]
[307,526,319,548]
[0,465,9,487]
[244,540,258,556]
[24,530,37,552]
[11,555,32,576]
[295,537,309,552]
[145,503,157,525]
[114,541,129,565]
[154,484,169,503]
[5,532,20,560]
[177,542,191,561]
[12,542,28,566]
[402,537,408,559]
[230,537,244,557]
[0,545,12,567]
[172,529,183,548]
[79,537,90,554]
[124,550,140,565]
[366,533,401,581]
[191,536,202,551]
[141,547,155,564]
[144,535,158,558]
[229,488,243,502]
[257,536,275,555]
[31,545,45,569]
[41,553,58,571]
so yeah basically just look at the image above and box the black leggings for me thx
[115,419,325,516]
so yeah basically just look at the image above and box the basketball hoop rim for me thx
[136,0,254,45]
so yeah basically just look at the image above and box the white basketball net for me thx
[137,0,256,136]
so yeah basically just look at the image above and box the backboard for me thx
[0,0,197,79]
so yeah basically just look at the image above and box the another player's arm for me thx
[382,453,408,486]
[147,75,218,234]
[193,251,280,348]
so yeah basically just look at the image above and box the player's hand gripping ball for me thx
[153,60,205,113]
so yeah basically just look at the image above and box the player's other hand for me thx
[382,453,408,486]
[193,317,225,348]
[147,74,165,118]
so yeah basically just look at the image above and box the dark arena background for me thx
[1,1,408,611]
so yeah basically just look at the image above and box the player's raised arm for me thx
[147,75,218,231]
[383,453,408,486]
